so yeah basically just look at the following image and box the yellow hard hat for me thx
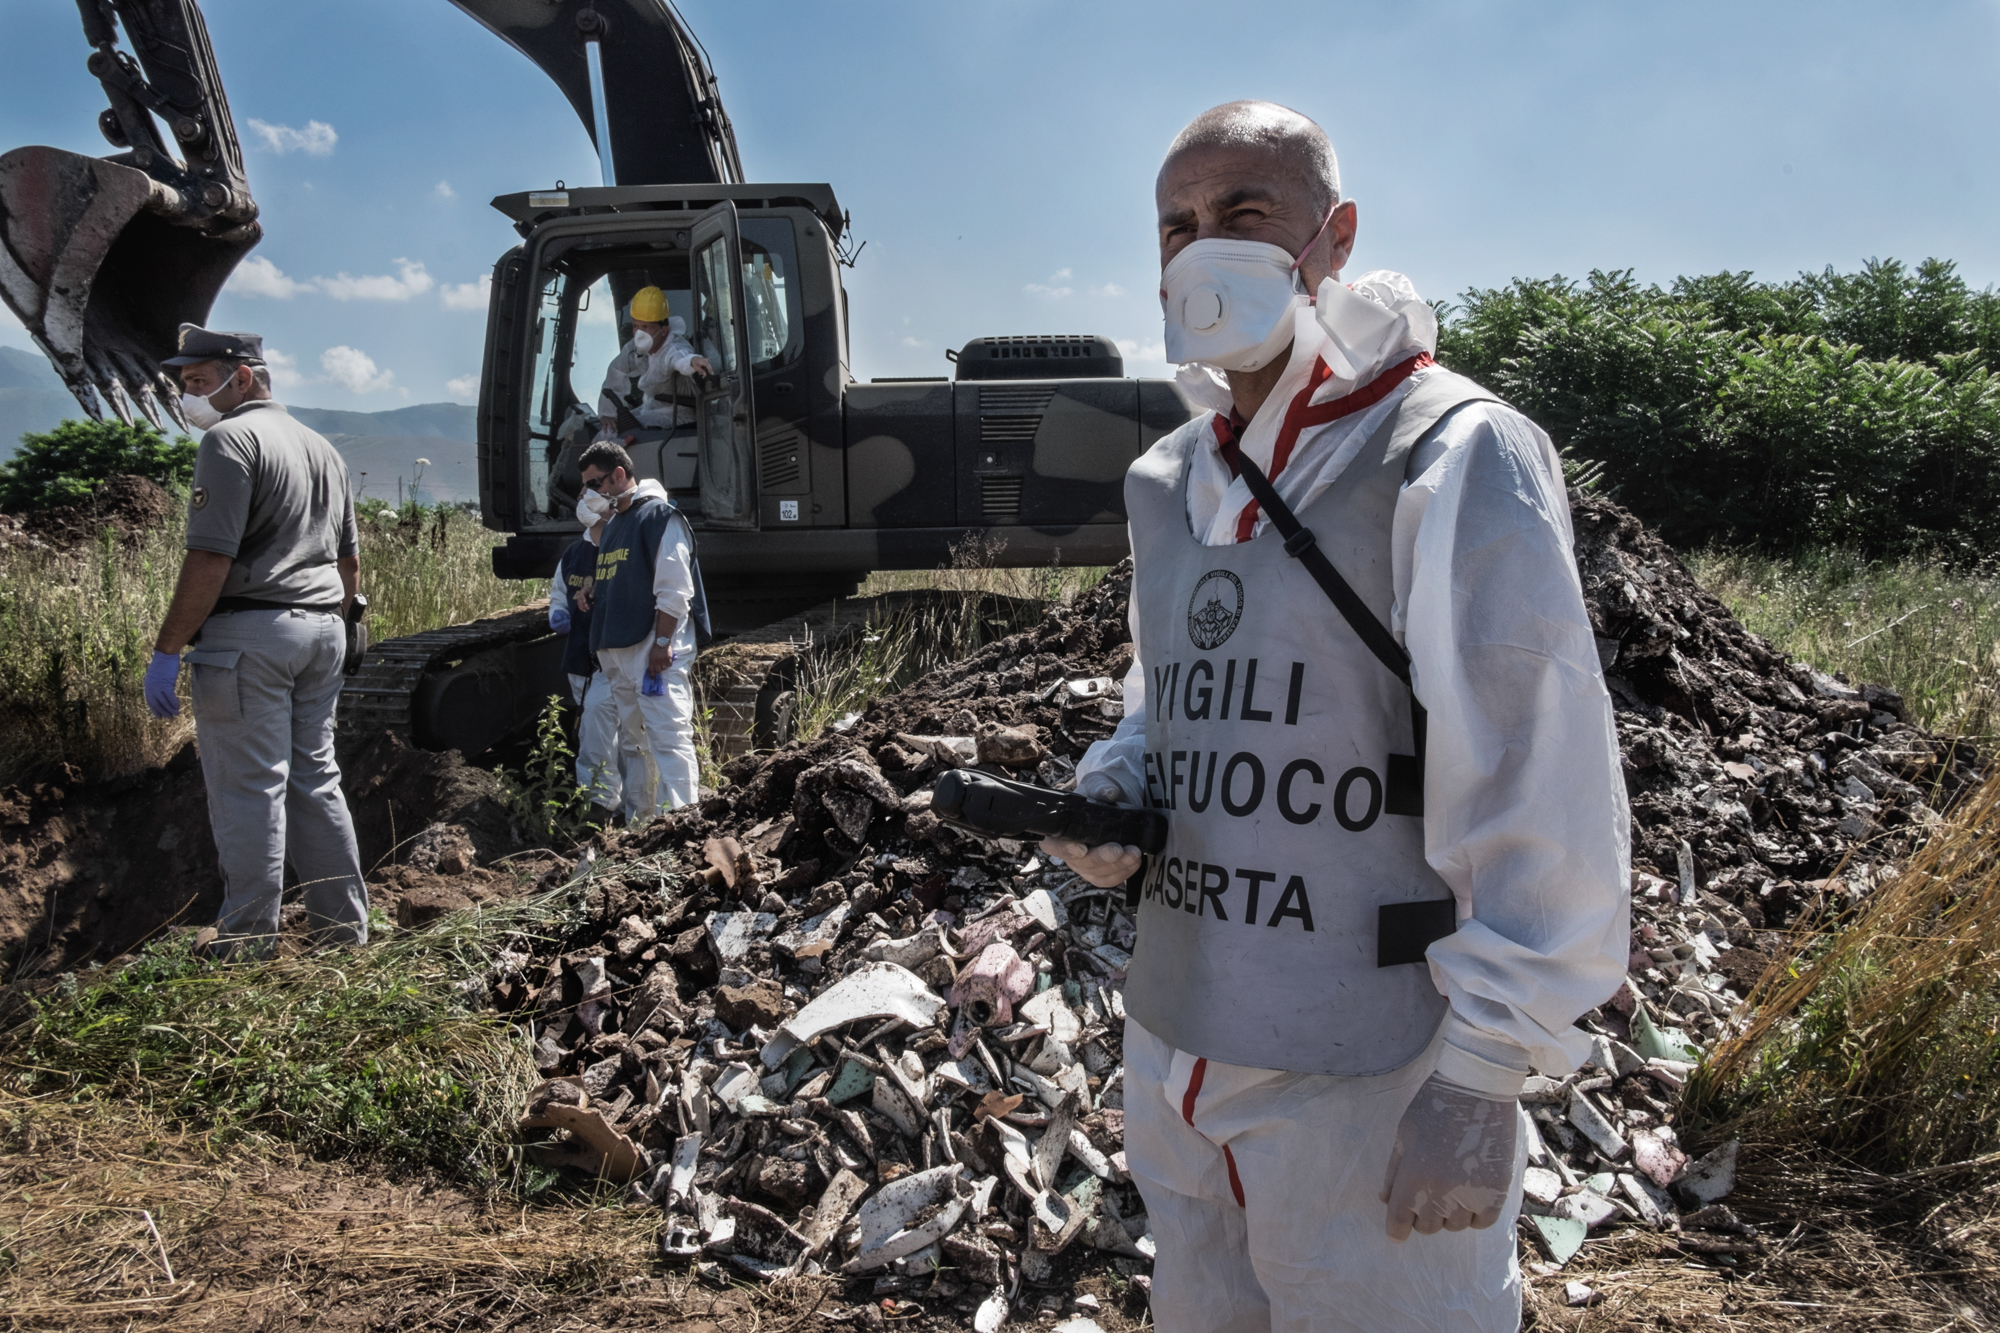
[629,286,669,323]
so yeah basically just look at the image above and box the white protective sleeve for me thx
[652,514,696,625]
[548,569,571,619]
[599,339,644,420]
[1076,404,1630,1087]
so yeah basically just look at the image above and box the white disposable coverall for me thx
[547,541,651,820]
[1077,272,1629,1332]
[599,317,702,428]
[594,479,702,815]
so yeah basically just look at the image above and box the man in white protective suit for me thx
[547,498,651,821]
[598,285,713,435]
[1041,102,1630,1332]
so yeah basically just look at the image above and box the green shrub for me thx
[1437,259,2000,563]
[0,418,197,512]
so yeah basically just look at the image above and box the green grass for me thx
[1,887,579,1191]
[0,501,538,784]
[1689,547,2000,741]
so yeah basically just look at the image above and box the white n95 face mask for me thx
[632,330,655,355]
[1160,238,1307,372]
[575,488,611,527]
[179,390,223,430]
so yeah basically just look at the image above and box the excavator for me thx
[0,0,1189,757]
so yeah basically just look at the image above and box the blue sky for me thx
[3,0,1998,411]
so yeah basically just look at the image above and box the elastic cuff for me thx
[1433,1015,1532,1100]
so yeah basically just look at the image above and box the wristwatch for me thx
[654,635,671,647]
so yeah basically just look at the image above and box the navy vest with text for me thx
[589,494,712,652]
[558,537,600,677]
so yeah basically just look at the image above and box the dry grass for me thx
[857,532,1106,605]
[0,1091,771,1331]
[1687,773,2000,1172]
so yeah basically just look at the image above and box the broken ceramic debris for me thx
[761,962,947,1068]
[843,1164,978,1273]
[491,528,1961,1310]
[951,942,1036,1026]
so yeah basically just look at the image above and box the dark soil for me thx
[0,728,543,980]
[23,473,177,547]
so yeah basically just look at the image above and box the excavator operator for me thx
[597,285,713,437]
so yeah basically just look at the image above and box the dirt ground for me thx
[0,728,545,982]
[4,1092,1994,1332]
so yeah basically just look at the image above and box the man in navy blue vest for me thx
[579,440,709,815]
[549,507,648,819]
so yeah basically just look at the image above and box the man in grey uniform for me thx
[142,324,369,960]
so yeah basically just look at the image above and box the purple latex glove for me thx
[550,605,572,634]
[143,650,182,718]
[641,668,665,697]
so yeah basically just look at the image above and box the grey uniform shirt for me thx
[184,401,358,606]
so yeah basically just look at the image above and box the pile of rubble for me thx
[482,496,1984,1314]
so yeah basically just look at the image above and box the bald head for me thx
[1165,101,1340,217]
[1156,101,1356,291]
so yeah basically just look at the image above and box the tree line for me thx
[1436,258,2000,563]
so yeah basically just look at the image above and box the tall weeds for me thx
[0,503,538,785]
[792,539,1096,744]
[3,888,573,1188]
[1687,772,2000,1171]
[1691,547,2000,741]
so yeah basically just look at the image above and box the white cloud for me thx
[246,118,337,156]
[433,180,456,199]
[1026,267,1075,300]
[227,255,309,298]
[1090,283,1126,298]
[321,345,395,394]
[445,374,479,401]
[1117,337,1172,377]
[318,258,434,302]
[440,273,492,312]
[227,256,435,303]
[265,348,304,389]
[901,336,925,348]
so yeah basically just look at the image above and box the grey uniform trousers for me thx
[186,608,368,958]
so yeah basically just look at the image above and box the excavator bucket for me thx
[0,144,255,429]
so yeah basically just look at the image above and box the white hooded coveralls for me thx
[599,317,703,429]
[547,535,651,820]
[1077,273,1630,1333]
[593,479,703,814]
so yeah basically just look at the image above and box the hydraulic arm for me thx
[0,0,259,428]
[0,1,739,428]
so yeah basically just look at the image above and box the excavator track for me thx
[338,600,566,755]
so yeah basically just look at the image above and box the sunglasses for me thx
[581,473,610,492]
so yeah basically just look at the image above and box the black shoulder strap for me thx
[1234,454,1410,686]
[1234,452,1426,819]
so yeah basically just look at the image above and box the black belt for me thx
[212,596,342,615]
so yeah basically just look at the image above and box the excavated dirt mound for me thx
[0,730,545,979]
[23,473,177,546]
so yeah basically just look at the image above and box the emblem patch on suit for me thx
[1186,569,1244,650]
[190,487,208,510]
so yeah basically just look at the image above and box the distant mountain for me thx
[288,402,475,441]
[0,346,63,392]
[0,351,479,499]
